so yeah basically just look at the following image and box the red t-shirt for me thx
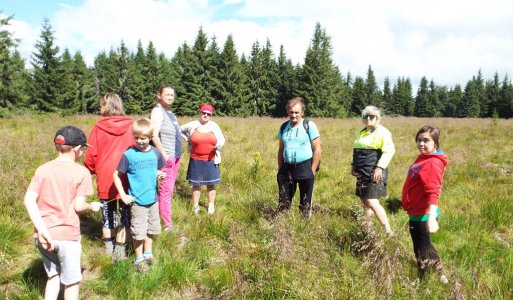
[28,160,94,240]
[190,131,217,161]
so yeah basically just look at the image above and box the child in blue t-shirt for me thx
[113,117,166,273]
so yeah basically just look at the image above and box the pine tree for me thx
[484,73,501,117]
[218,34,248,116]
[297,23,344,117]
[414,77,430,117]
[58,49,78,113]
[350,77,366,115]
[72,52,96,113]
[498,75,513,118]
[474,70,487,117]
[259,39,279,115]
[205,36,223,109]
[365,65,382,108]
[30,19,62,112]
[0,15,29,110]
[382,77,392,114]
[444,85,462,117]
[274,45,297,117]
[428,80,441,117]
[462,80,480,117]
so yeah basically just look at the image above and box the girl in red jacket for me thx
[85,94,134,261]
[402,125,448,283]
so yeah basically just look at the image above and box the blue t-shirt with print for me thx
[278,120,319,164]
[117,146,166,206]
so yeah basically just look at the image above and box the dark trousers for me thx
[409,220,442,280]
[277,160,314,217]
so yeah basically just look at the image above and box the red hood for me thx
[95,116,133,136]
[415,151,448,167]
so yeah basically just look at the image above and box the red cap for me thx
[199,104,214,114]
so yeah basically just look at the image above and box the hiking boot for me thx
[134,260,149,273]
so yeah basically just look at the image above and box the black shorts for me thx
[355,168,388,199]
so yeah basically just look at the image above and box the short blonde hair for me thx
[100,93,125,117]
[361,105,382,124]
[133,117,154,138]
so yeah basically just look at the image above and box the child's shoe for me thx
[208,203,215,215]
[145,256,154,266]
[134,260,149,273]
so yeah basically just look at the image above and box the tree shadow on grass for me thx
[79,212,103,241]
[21,258,48,299]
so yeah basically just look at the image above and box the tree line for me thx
[1,15,512,118]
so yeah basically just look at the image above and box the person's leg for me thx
[361,198,392,234]
[63,282,79,300]
[277,168,295,211]
[207,185,216,214]
[298,178,314,219]
[44,274,61,300]
[158,157,181,229]
[192,185,201,214]
[409,220,431,280]
[101,199,115,255]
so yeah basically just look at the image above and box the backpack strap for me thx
[303,119,312,141]
[279,121,289,137]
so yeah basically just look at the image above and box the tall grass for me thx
[1,114,512,299]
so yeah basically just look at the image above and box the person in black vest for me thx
[277,97,321,219]
[352,105,395,235]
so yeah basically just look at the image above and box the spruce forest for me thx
[1,15,512,118]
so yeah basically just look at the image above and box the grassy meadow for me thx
[1,114,513,299]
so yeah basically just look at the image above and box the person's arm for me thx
[277,139,284,169]
[311,137,321,173]
[74,196,102,213]
[150,107,169,161]
[24,190,54,251]
[427,204,439,233]
[113,170,134,205]
[84,127,97,174]
[373,128,395,182]
[213,122,225,149]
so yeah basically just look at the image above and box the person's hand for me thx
[157,171,167,180]
[121,195,134,205]
[372,167,383,182]
[37,231,54,252]
[90,201,103,212]
[427,216,439,233]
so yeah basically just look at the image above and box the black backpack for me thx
[279,119,320,172]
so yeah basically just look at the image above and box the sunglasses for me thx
[362,114,376,120]
[201,112,212,116]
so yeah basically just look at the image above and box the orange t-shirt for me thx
[190,131,217,161]
[27,160,94,240]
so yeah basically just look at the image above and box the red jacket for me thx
[85,116,134,199]
[402,151,448,216]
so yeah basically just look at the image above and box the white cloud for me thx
[4,0,512,88]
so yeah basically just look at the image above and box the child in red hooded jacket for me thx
[85,93,134,261]
[402,125,448,283]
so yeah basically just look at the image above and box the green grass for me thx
[1,114,513,299]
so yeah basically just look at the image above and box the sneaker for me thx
[193,205,200,214]
[208,203,215,215]
[144,256,154,266]
[134,260,149,273]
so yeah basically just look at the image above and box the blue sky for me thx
[2,0,512,88]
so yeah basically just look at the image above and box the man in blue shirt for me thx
[277,97,322,219]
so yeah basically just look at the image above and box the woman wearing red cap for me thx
[180,104,225,215]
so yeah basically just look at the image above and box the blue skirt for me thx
[186,158,221,186]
